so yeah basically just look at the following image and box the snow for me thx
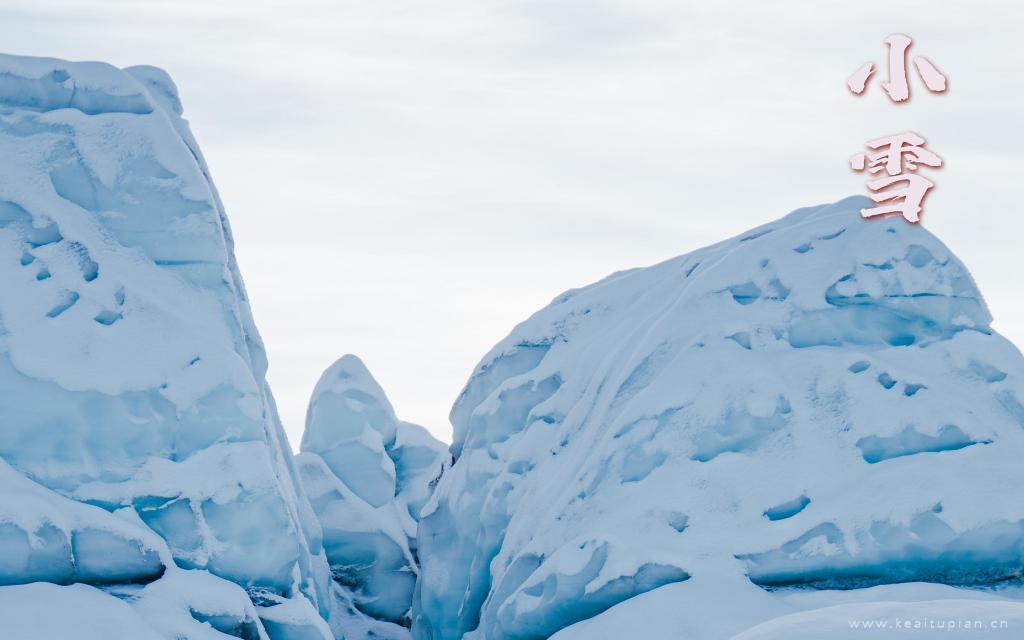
[298,355,446,628]
[0,582,165,640]
[414,196,1024,640]
[732,598,1024,640]
[131,569,276,640]
[547,581,1024,640]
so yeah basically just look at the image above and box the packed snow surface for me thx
[414,196,1024,640]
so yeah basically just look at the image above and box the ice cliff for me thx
[413,196,1024,639]
[298,355,447,632]
[0,53,334,639]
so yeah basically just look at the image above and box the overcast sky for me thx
[2,0,1022,445]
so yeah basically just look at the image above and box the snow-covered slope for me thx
[413,196,1024,640]
[298,355,448,635]
[0,53,332,638]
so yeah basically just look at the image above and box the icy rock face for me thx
[0,54,331,637]
[414,196,1024,640]
[299,355,447,627]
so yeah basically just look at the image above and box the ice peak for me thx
[303,354,399,453]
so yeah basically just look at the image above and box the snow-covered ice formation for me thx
[5,51,1024,640]
[0,53,334,638]
[413,196,1024,639]
[298,355,447,630]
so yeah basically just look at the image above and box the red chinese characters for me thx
[848,35,947,223]
[850,132,942,223]
[848,34,947,103]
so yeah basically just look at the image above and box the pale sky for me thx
[2,0,1022,445]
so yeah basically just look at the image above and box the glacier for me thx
[5,49,1024,640]
[413,196,1024,639]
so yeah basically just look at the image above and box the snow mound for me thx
[548,581,1024,640]
[0,582,164,640]
[414,197,1024,640]
[0,52,333,633]
[299,355,447,628]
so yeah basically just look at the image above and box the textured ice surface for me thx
[414,197,1024,640]
[299,355,447,628]
[0,53,332,636]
